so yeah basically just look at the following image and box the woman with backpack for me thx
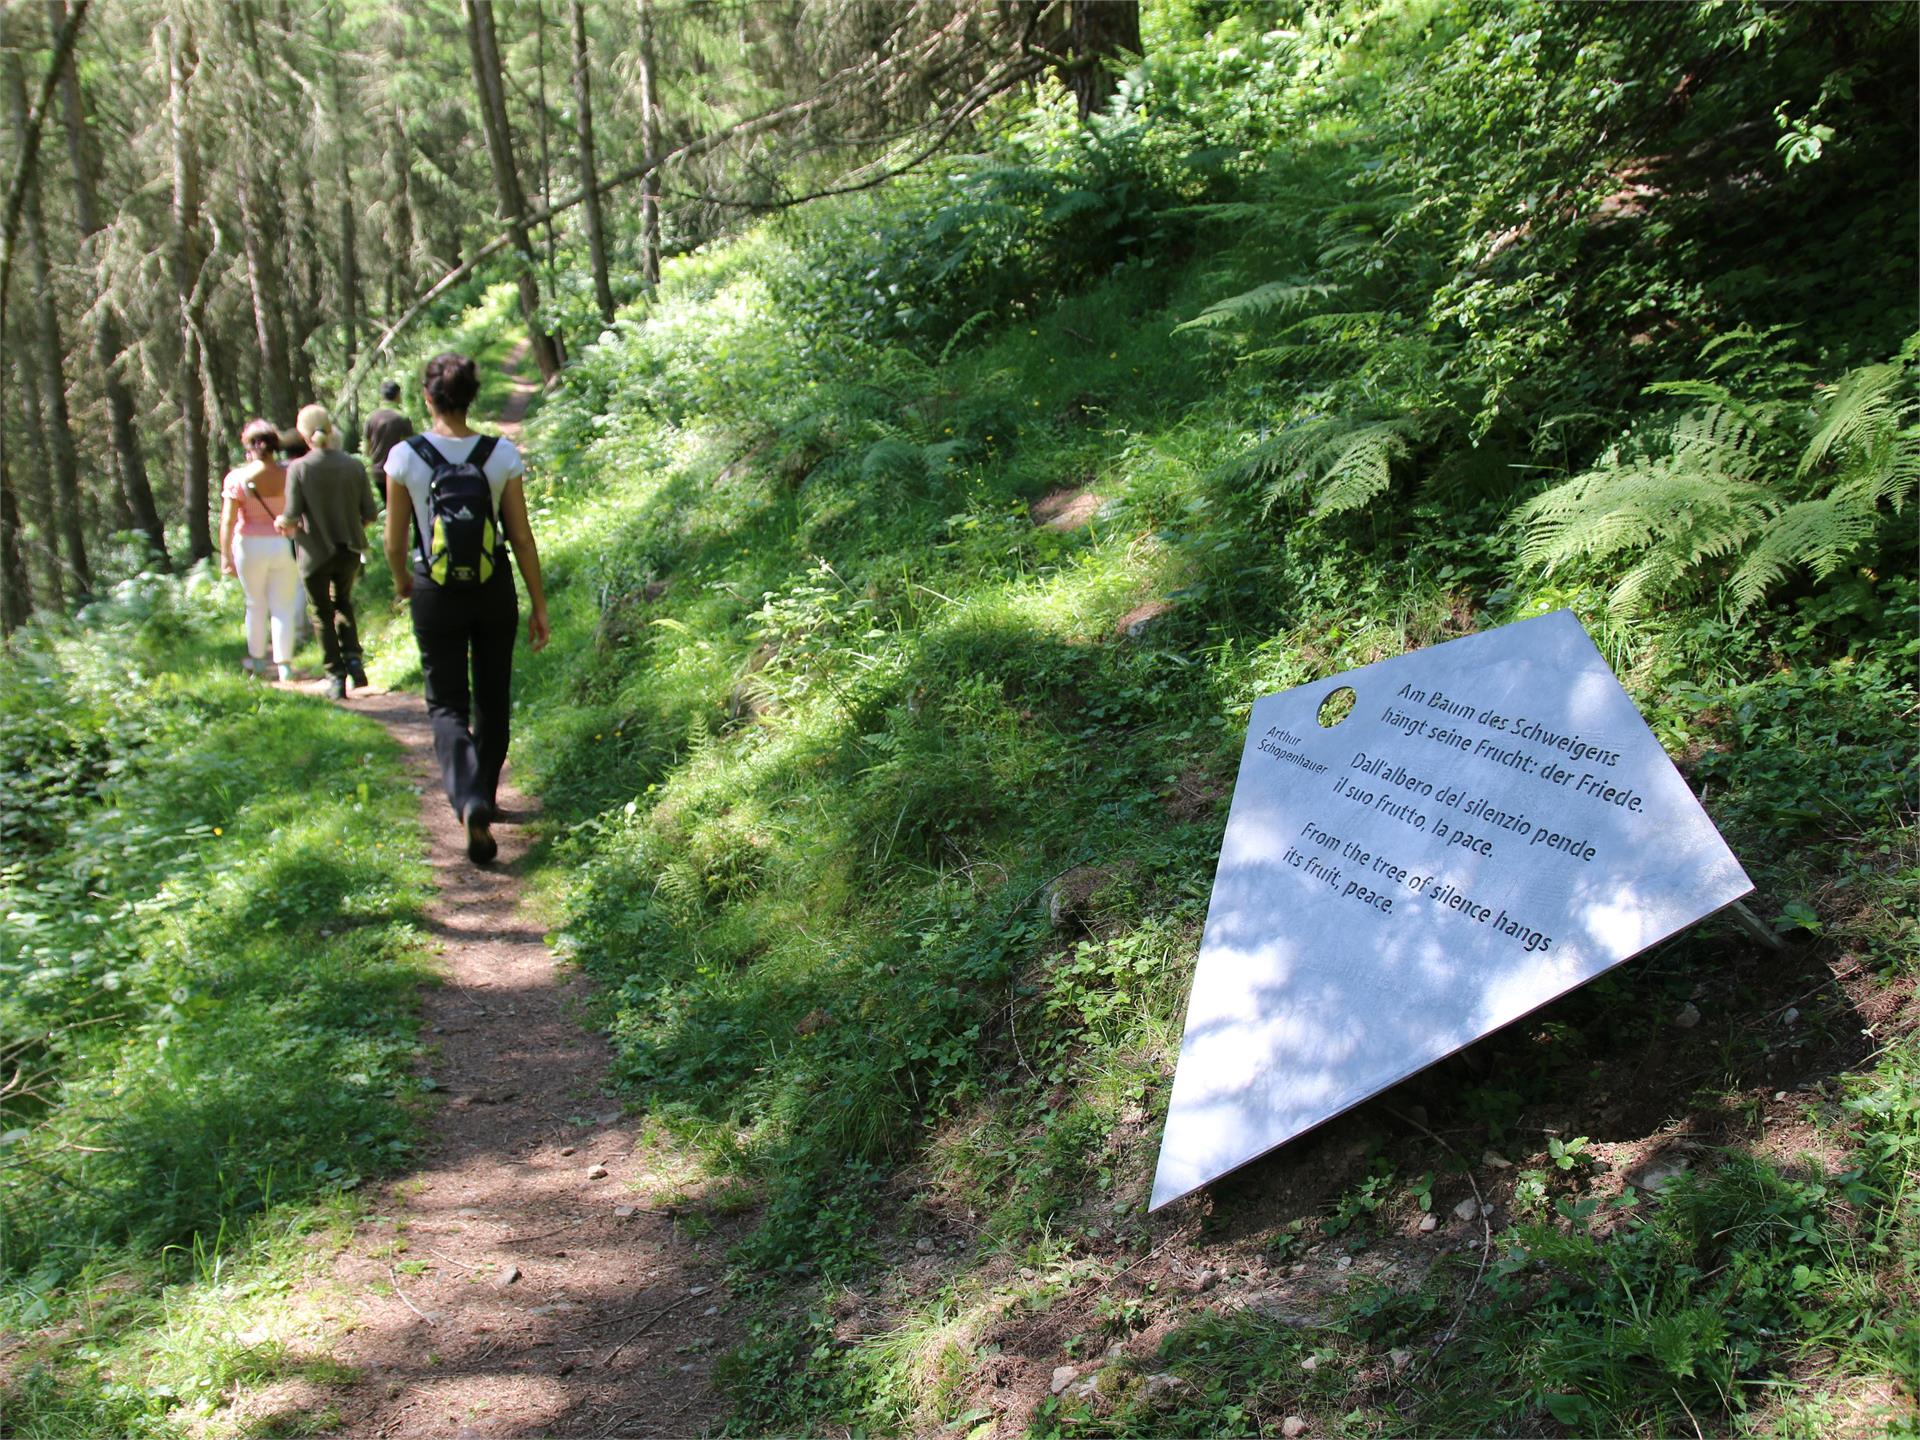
[382,352,550,864]
[218,418,300,681]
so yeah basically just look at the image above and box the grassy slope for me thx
[501,217,1916,1436]
[495,9,1918,1430]
[0,578,434,1438]
[1,6,1911,1437]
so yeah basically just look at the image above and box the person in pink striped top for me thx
[218,419,302,681]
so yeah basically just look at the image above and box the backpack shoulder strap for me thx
[405,434,447,474]
[403,436,443,569]
[468,435,499,472]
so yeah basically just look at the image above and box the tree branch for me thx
[336,40,1040,407]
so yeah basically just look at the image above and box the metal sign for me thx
[1151,610,1751,1210]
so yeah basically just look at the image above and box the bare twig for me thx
[1385,1105,1492,1368]
[499,1218,587,1244]
[388,1264,437,1326]
[1005,1224,1199,1352]
[601,1290,701,1365]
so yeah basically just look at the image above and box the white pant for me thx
[233,531,302,664]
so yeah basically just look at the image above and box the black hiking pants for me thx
[305,549,364,678]
[411,566,518,820]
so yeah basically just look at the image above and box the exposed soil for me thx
[238,684,734,1440]
[495,345,540,442]
[1030,487,1107,532]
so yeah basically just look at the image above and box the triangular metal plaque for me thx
[1151,610,1751,1210]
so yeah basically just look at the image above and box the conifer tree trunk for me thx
[1064,0,1142,120]
[4,43,89,601]
[385,102,414,320]
[636,0,660,291]
[233,1,299,422]
[237,157,298,424]
[204,327,243,463]
[10,347,62,607]
[535,0,555,276]
[0,448,29,632]
[327,2,360,427]
[49,0,168,571]
[162,16,213,562]
[275,0,320,406]
[0,0,89,620]
[464,0,561,384]
[569,0,614,323]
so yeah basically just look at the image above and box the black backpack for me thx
[407,434,501,587]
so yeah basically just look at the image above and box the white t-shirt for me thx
[384,432,525,550]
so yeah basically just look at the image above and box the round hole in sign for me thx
[1316,686,1356,728]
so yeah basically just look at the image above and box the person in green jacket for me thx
[278,403,379,700]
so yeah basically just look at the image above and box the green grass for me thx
[0,574,433,1436]
[6,5,1915,1435]
[490,62,1916,1429]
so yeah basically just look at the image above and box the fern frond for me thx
[684,715,716,768]
[1175,281,1340,333]
[1241,415,1418,516]
[1519,459,1772,571]
[1725,496,1881,615]
[1308,423,1413,515]
[1519,405,1775,612]
[860,437,923,484]
[1519,344,1917,616]
[1798,363,1908,479]
[1644,378,1764,425]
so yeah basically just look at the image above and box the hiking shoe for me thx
[326,674,347,700]
[347,661,370,692]
[464,803,498,865]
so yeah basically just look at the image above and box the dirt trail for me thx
[275,691,735,1440]
[251,350,734,1438]
[496,340,540,442]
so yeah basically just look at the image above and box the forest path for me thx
[257,345,733,1438]
[286,689,734,1440]
[496,339,540,441]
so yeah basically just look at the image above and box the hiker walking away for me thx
[363,379,414,474]
[383,352,550,865]
[278,404,379,700]
[218,419,300,682]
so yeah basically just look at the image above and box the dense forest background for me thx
[2,1,1916,1436]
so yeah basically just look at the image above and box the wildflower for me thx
[213,826,223,836]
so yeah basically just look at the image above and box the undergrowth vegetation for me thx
[2,0,1914,1436]
[0,576,431,1436]
[505,1,1916,1433]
